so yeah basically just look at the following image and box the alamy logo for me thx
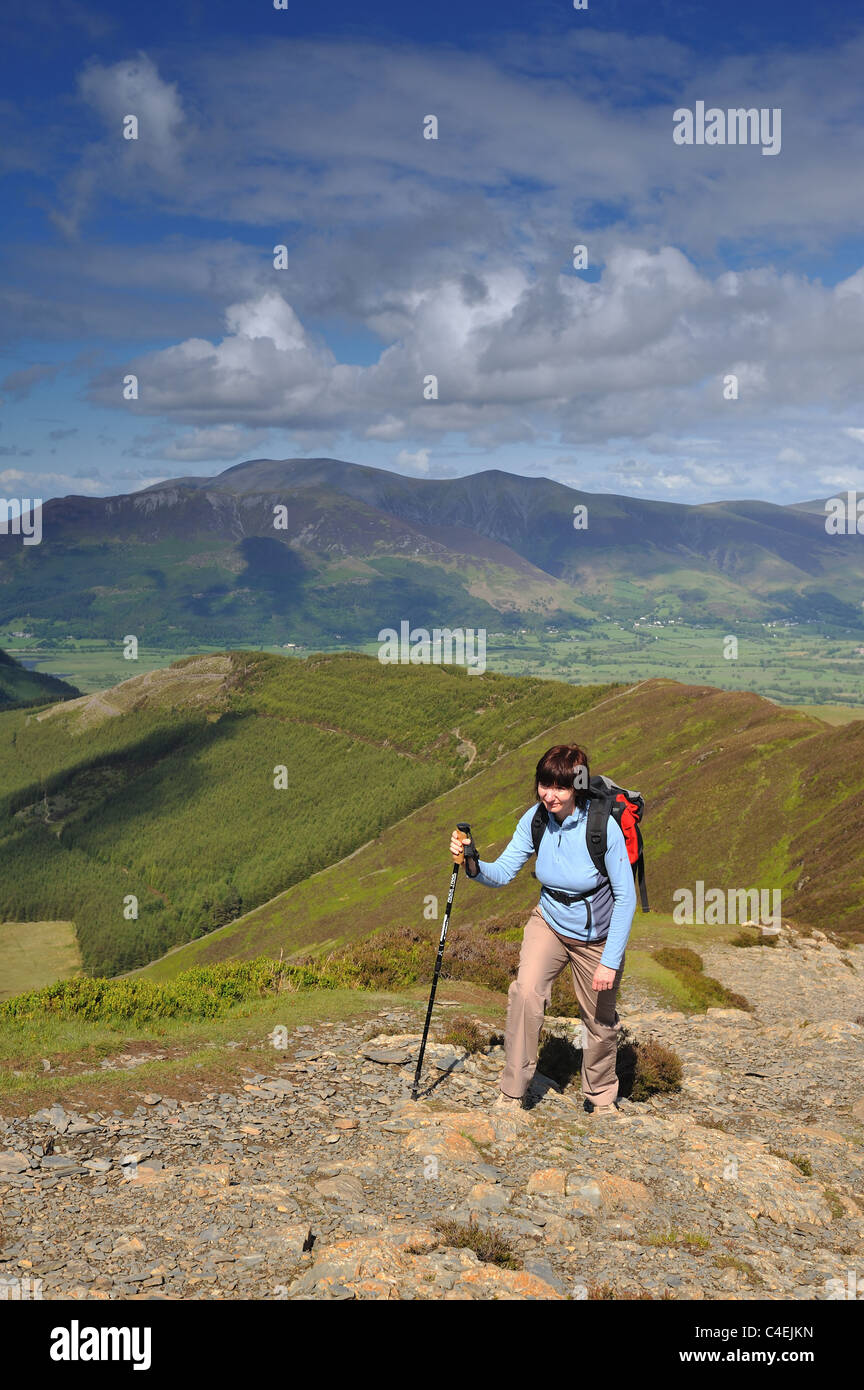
[673,881,781,928]
[50,1320,151,1370]
[0,497,42,545]
[673,102,781,156]
[377,620,486,675]
[824,491,864,535]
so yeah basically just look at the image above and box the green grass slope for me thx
[0,646,80,710]
[137,676,864,981]
[0,649,609,977]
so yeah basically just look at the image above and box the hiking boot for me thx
[493,1091,526,1112]
[585,1100,621,1118]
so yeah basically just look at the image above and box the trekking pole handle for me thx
[454,822,480,877]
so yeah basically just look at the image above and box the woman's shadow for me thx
[532,1028,638,1107]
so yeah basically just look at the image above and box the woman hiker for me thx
[449,743,636,1117]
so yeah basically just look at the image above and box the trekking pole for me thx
[411,823,478,1101]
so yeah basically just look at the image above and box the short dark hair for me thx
[534,743,591,810]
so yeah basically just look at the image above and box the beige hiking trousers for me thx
[500,904,625,1107]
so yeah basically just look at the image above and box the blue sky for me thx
[2,0,864,506]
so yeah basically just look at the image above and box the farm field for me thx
[0,920,81,1000]
[8,620,864,705]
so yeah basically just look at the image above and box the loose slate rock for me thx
[315,1175,365,1206]
[363,1048,411,1065]
[0,1151,29,1173]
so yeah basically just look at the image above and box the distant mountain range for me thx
[1,458,861,644]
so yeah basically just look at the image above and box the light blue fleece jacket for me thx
[470,801,637,970]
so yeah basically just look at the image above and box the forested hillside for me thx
[0,650,608,976]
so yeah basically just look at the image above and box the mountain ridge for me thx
[1,457,861,644]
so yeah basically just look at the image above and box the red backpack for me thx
[530,774,648,912]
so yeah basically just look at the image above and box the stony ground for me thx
[1,923,862,1301]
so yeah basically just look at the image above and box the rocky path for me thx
[1,924,862,1301]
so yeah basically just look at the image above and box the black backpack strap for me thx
[529,804,548,879]
[585,791,612,880]
[530,804,548,856]
[635,851,649,912]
